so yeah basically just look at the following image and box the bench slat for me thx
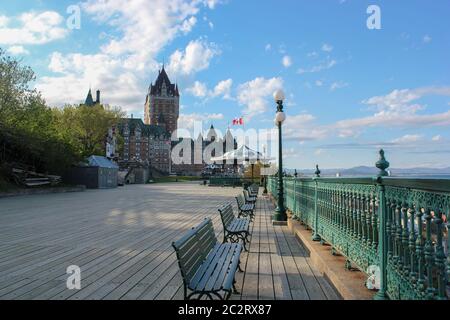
[195,244,232,291]
[173,218,217,284]
[204,244,239,292]
[190,244,228,290]
[173,217,243,300]
[213,243,242,292]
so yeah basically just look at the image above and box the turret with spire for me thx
[144,65,180,135]
[149,66,180,97]
[84,88,101,106]
[85,88,94,106]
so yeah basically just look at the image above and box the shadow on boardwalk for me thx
[0,182,340,300]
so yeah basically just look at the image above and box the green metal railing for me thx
[267,151,449,300]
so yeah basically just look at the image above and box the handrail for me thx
[282,176,450,193]
[267,150,449,300]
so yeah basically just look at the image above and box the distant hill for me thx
[286,166,450,178]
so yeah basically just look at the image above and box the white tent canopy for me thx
[211,145,273,163]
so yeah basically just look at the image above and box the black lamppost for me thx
[273,89,287,222]
[262,144,269,195]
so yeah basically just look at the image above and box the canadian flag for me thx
[232,117,244,126]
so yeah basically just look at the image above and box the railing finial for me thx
[315,164,321,178]
[376,149,390,177]
[294,169,298,178]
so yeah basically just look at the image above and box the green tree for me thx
[55,104,125,159]
[0,48,37,124]
[0,48,125,178]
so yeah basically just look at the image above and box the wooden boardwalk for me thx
[0,182,340,300]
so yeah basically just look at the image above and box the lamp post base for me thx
[272,220,288,226]
[373,291,388,300]
[273,207,287,222]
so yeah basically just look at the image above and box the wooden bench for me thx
[235,194,255,220]
[172,218,242,300]
[243,189,257,204]
[218,203,251,251]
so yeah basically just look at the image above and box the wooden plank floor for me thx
[0,182,340,300]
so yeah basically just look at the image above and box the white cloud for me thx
[283,113,328,142]
[265,44,272,51]
[331,87,450,137]
[204,0,222,9]
[282,55,292,68]
[0,11,68,45]
[167,39,220,76]
[321,43,333,52]
[297,58,337,74]
[81,0,201,59]
[337,129,357,138]
[38,56,143,111]
[391,134,423,144]
[363,87,450,113]
[0,16,9,28]
[315,80,323,87]
[335,111,450,137]
[178,112,224,130]
[7,45,29,55]
[180,16,197,33]
[237,77,283,118]
[315,149,326,156]
[432,135,442,141]
[364,89,421,110]
[35,0,222,113]
[186,81,208,97]
[330,81,348,91]
[185,78,233,100]
[212,79,233,99]
[293,87,450,141]
[423,35,432,43]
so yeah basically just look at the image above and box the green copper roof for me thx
[85,89,94,106]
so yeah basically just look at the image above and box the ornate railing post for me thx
[434,209,446,300]
[292,172,298,220]
[374,149,389,300]
[447,216,450,291]
[312,165,321,241]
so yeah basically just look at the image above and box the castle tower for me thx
[84,88,101,106]
[85,89,94,106]
[144,66,180,136]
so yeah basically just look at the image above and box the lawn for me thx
[150,176,206,183]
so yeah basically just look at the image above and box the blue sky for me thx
[1,0,449,169]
